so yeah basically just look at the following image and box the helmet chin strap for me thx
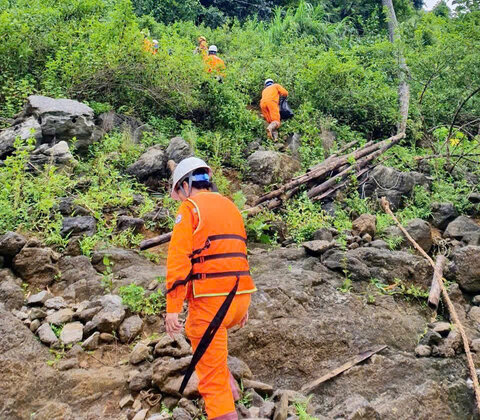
[178,174,194,198]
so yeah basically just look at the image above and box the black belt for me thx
[191,252,247,265]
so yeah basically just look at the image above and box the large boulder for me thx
[447,246,480,292]
[0,232,26,261]
[352,214,376,238]
[0,117,42,160]
[89,294,126,333]
[444,216,480,241]
[404,218,433,253]
[29,141,75,168]
[247,151,300,186]
[363,165,430,209]
[12,245,60,287]
[165,137,193,163]
[0,270,24,311]
[322,247,433,287]
[22,95,102,154]
[97,111,146,143]
[91,248,165,290]
[60,216,96,238]
[431,202,457,231]
[57,255,101,286]
[126,145,167,189]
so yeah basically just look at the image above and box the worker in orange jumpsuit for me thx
[204,45,226,78]
[195,36,208,56]
[165,157,256,420]
[260,78,288,140]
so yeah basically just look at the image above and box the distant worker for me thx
[152,39,159,55]
[260,78,288,140]
[194,36,208,56]
[204,45,226,78]
[165,157,256,420]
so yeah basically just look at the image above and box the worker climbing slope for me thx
[165,157,257,420]
[194,36,208,56]
[204,45,226,79]
[260,78,288,140]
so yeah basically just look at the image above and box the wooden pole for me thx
[380,197,480,413]
[428,255,446,311]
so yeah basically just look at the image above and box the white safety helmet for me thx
[152,39,158,46]
[171,157,212,200]
[265,78,274,86]
[208,45,218,53]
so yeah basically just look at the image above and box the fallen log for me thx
[428,255,446,311]
[301,345,387,394]
[380,197,480,413]
[139,232,172,251]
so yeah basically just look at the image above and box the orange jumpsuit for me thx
[166,192,256,420]
[260,83,288,124]
[204,55,226,77]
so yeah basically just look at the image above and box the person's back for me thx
[261,83,288,105]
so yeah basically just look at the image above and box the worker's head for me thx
[264,78,274,87]
[198,36,207,43]
[140,29,150,39]
[171,157,213,201]
[208,45,218,55]
[152,39,159,49]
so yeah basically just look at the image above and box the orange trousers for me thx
[260,100,280,124]
[185,294,251,420]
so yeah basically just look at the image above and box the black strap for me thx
[166,269,192,295]
[191,234,247,257]
[191,252,247,265]
[179,277,240,394]
[190,270,250,280]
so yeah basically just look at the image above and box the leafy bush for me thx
[118,283,166,315]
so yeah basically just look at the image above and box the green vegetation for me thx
[0,0,479,249]
[118,283,166,315]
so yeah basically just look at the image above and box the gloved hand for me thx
[165,312,183,338]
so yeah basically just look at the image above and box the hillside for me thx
[1,0,480,419]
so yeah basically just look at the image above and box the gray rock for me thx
[29,141,75,168]
[363,165,429,210]
[46,308,74,325]
[0,116,42,160]
[57,255,101,286]
[352,214,376,237]
[60,216,96,238]
[27,290,53,306]
[57,358,79,371]
[468,306,480,324]
[133,409,149,420]
[99,332,116,343]
[75,306,102,323]
[247,151,300,186]
[404,218,433,253]
[152,356,192,389]
[322,247,433,286]
[81,331,100,351]
[119,315,144,343]
[44,296,67,310]
[302,240,334,256]
[24,95,101,154]
[242,379,273,396]
[119,394,135,409]
[420,330,443,346]
[90,294,126,333]
[260,401,276,418]
[370,240,388,249]
[313,228,334,242]
[166,137,194,163]
[37,323,59,346]
[0,278,24,311]
[0,232,27,259]
[444,216,480,240]
[447,246,480,292]
[62,279,104,303]
[228,356,253,381]
[172,407,192,420]
[29,318,41,332]
[129,342,151,365]
[117,216,144,233]
[431,202,457,231]
[415,345,432,357]
[12,309,28,320]
[60,322,83,345]
[471,339,480,353]
[29,308,47,320]
[97,111,144,137]
[129,369,153,392]
[328,394,379,419]
[473,295,480,306]
[431,322,451,337]
[154,334,191,357]
[127,145,167,189]
[13,246,60,287]
[91,248,166,290]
